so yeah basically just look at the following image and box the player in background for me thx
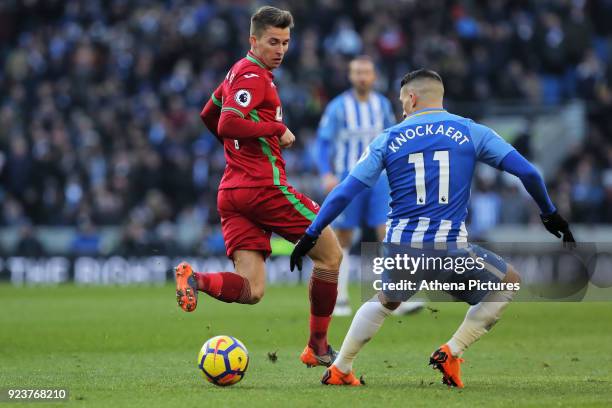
[175,6,343,368]
[316,56,424,316]
[291,69,575,386]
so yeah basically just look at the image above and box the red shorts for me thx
[217,185,320,259]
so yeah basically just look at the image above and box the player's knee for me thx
[504,265,521,285]
[382,301,401,311]
[247,286,265,304]
[309,228,343,271]
[377,292,401,311]
[316,243,343,271]
[326,246,343,271]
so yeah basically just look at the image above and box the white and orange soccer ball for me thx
[197,335,249,386]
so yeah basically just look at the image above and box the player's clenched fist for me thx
[279,128,296,148]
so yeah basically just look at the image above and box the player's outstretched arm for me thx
[290,176,367,271]
[499,150,575,244]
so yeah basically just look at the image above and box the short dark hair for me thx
[250,6,294,38]
[400,69,443,88]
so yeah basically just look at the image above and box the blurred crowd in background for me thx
[1,0,612,256]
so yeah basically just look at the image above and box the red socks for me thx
[194,272,252,304]
[308,267,339,355]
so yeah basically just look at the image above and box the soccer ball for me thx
[197,335,249,386]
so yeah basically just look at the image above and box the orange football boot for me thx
[429,344,465,388]
[321,365,363,386]
[300,345,337,368]
[175,261,198,312]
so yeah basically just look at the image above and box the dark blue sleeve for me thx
[315,137,332,175]
[499,150,556,215]
[306,176,368,237]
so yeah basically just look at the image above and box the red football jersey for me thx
[210,51,288,190]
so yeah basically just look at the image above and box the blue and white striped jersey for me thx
[317,90,396,177]
[350,108,515,244]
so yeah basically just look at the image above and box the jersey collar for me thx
[246,51,270,70]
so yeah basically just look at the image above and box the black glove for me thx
[540,211,576,247]
[290,233,318,272]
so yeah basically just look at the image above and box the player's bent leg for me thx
[196,188,271,306]
[431,264,521,388]
[446,264,521,355]
[232,250,267,304]
[251,184,341,366]
[174,250,265,310]
[334,228,354,317]
[300,226,342,367]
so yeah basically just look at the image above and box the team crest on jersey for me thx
[235,89,251,107]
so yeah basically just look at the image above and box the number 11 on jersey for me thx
[408,150,450,205]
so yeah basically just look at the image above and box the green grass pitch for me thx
[1,284,611,407]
